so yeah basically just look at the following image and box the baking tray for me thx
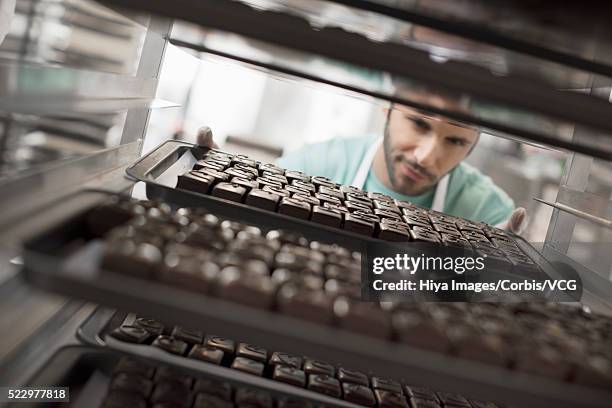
[125,139,571,285]
[14,345,352,408]
[20,196,606,408]
[79,308,511,408]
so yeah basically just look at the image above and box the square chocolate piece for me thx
[377,223,411,241]
[292,180,316,192]
[236,343,268,362]
[272,365,306,387]
[286,185,311,197]
[346,201,373,213]
[314,192,342,206]
[310,205,342,228]
[194,378,232,401]
[231,357,265,376]
[374,208,403,221]
[373,200,402,214]
[246,188,281,211]
[188,345,224,364]
[285,170,310,183]
[342,383,376,406]
[269,352,302,369]
[368,192,393,202]
[311,176,337,190]
[151,335,188,355]
[318,186,344,200]
[337,367,369,386]
[410,230,441,243]
[307,374,341,398]
[340,185,366,194]
[196,168,230,184]
[257,178,284,190]
[171,326,204,344]
[292,193,320,207]
[193,160,225,172]
[344,212,378,236]
[110,325,150,344]
[303,359,335,376]
[262,185,291,198]
[278,197,311,219]
[323,202,349,213]
[259,163,285,175]
[234,163,259,177]
[224,167,254,180]
[375,389,409,408]
[204,335,235,354]
[229,176,259,191]
[176,172,214,194]
[211,182,246,202]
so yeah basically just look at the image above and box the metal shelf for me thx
[21,249,612,408]
[0,62,178,115]
[103,0,612,161]
[314,0,612,81]
[169,37,611,161]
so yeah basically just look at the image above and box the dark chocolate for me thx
[310,205,343,227]
[151,335,188,355]
[342,382,376,406]
[278,197,311,219]
[308,374,341,398]
[272,365,306,387]
[231,357,265,376]
[188,345,224,364]
[176,172,214,194]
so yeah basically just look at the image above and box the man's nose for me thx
[413,137,439,168]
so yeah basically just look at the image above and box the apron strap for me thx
[431,173,450,213]
[351,138,383,188]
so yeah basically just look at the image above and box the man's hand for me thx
[196,126,218,149]
[497,207,528,235]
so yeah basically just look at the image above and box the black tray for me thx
[16,345,349,408]
[75,308,358,408]
[125,139,568,284]
[21,194,608,408]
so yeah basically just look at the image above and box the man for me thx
[197,91,527,233]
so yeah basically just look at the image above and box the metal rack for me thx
[1,1,611,407]
[99,0,612,304]
[0,0,173,388]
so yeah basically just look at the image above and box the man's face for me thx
[383,102,478,196]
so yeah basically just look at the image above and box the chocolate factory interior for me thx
[0,1,611,408]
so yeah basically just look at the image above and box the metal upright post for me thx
[119,15,173,147]
[544,85,610,254]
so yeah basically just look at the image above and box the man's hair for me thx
[389,76,472,112]
[387,75,480,149]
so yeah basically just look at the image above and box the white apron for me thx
[350,138,449,212]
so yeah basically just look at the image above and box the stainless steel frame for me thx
[0,5,172,385]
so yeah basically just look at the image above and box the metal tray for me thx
[76,308,359,408]
[125,139,569,284]
[20,193,606,408]
[16,345,351,408]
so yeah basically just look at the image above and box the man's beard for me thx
[382,116,436,196]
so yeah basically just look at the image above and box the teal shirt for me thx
[277,135,514,225]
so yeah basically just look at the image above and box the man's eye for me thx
[448,138,468,147]
[408,117,430,131]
